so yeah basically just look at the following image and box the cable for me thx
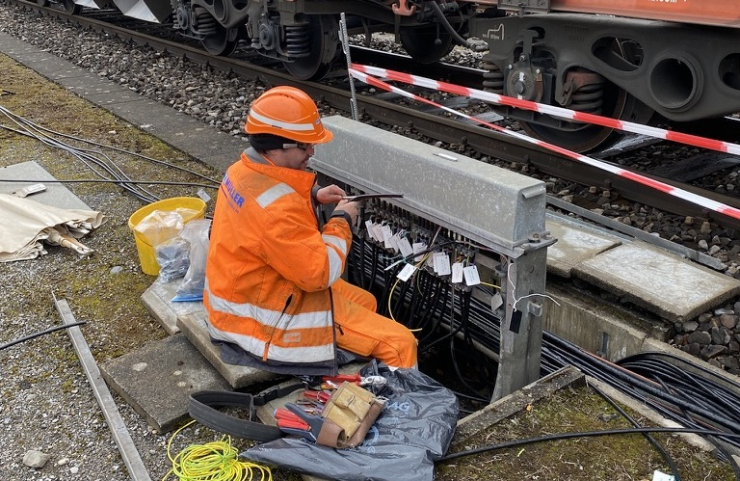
[0,178,218,190]
[0,321,87,351]
[0,105,221,204]
[0,106,221,184]
[589,381,682,481]
[438,427,740,462]
[163,420,273,481]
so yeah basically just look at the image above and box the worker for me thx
[203,86,418,376]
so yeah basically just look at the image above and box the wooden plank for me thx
[55,297,153,481]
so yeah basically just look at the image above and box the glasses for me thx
[282,142,314,151]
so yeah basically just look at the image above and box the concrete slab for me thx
[178,312,282,389]
[140,278,206,335]
[545,213,622,278]
[21,54,90,80]
[0,161,92,210]
[0,32,45,56]
[59,75,150,105]
[573,242,740,321]
[99,334,232,433]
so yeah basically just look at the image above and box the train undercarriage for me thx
[44,0,740,152]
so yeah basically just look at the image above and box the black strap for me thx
[189,383,304,442]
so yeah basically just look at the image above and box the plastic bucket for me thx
[128,197,207,275]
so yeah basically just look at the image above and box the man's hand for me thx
[336,200,360,226]
[316,185,346,204]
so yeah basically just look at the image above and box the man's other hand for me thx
[336,200,360,226]
[317,184,346,204]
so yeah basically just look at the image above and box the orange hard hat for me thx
[245,86,333,144]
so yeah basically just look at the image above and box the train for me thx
[38,0,740,152]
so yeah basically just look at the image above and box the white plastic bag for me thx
[134,208,197,247]
[173,219,211,302]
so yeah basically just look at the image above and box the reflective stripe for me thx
[249,111,315,132]
[326,245,343,285]
[257,183,294,209]
[322,234,348,257]
[206,284,331,331]
[207,324,335,363]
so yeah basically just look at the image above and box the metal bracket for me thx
[498,0,550,14]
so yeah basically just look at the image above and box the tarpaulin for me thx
[0,193,104,262]
[241,361,459,481]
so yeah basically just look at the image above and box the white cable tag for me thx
[397,263,417,282]
[397,238,414,258]
[451,262,464,283]
[491,293,503,312]
[365,220,377,241]
[387,232,401,253]
[380,224,393,242]
[463,265,481,286]
[197,188,211,203]
[372,224,386,242]
[433,252,451,276]
[412,242,427,262]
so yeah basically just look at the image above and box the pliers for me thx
[322,373,387,388]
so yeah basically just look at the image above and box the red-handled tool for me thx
[275,407,314,441]
[274,408,310,430]
[302,389,331,404]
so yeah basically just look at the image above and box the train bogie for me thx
[469,5,740,151]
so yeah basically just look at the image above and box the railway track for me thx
[6,0,740,236]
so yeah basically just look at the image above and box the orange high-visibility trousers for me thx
[331,279,417,369]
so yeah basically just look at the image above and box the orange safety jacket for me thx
[204,147,353,375]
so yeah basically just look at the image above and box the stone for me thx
[701,344,727,360]
[23,450,49,469]
[682,343,702,357]
[682,321,699,332]
[720,314,738,329]
[687,331,712,345]
[722,355,740,370]
[711,327,732,345]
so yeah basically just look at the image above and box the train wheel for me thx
[63,0,80,13]
[399,25,454,64]
[283,15,338,81]
[519,80,652,153]
[201,26,239,56]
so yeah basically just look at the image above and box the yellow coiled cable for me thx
[163,420,273,481]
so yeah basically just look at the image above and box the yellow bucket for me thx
[128,197,207,276]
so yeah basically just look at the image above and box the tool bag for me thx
[318,382,386,448]
[242,360,459,481]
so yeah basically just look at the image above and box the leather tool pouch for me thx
[317,382,385,449]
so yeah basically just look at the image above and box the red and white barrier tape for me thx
[348,67,740,221]
[351,64,740,156]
